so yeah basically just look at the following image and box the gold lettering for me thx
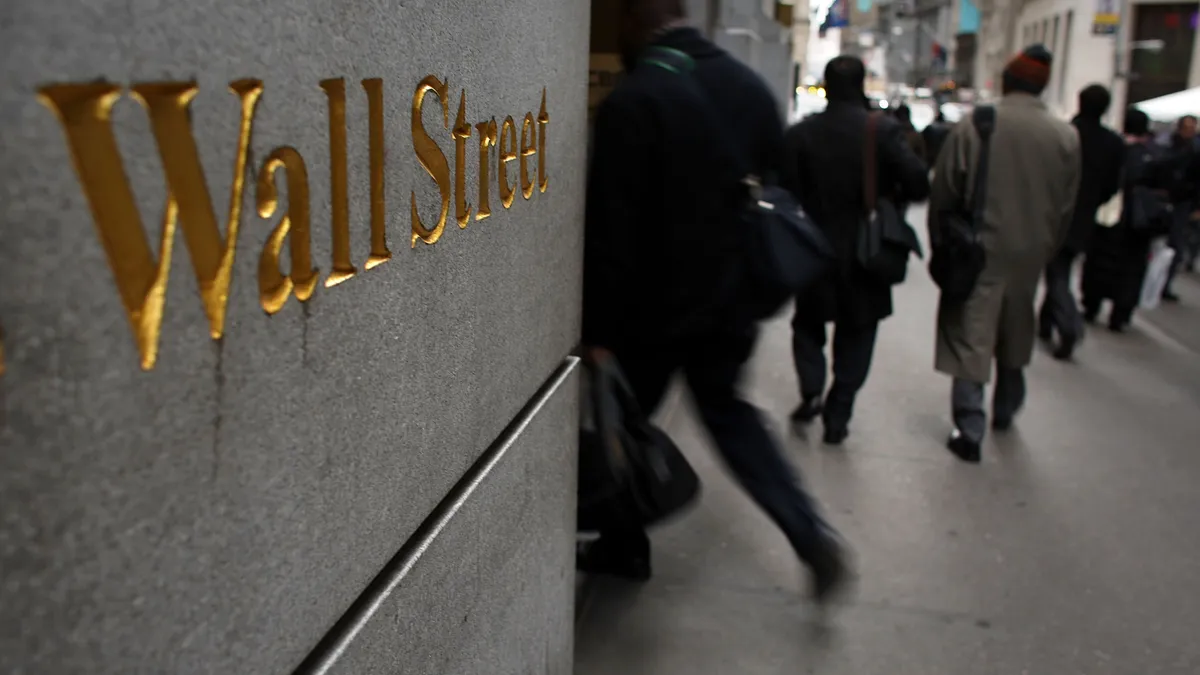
[520,112,537,200]
[321,78,357,286]
[498,116,518,209]
[37,79,263,370]
[475,119,498,221]
[362,77,392,270]
[411,75,452,247]
[452,89,472,228]
[256,147,318,314]
[538,88,550,193]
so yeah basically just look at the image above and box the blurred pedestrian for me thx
[1037,84,1124,360]
[782,57,929,445]
[579,0,850,603]
[928,45,1081,463]
[1082,109,1176,330]
[1161,115,1200,302]
[893,104,928,166]
[922,109,952,169]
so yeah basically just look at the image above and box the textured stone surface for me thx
[0,0,587,673]
[317,364,578,675]
[576,205,1200,674]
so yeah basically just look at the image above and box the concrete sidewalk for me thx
[574,219,1200,674]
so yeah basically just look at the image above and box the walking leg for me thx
[685,330,850,601]
[991,366,1027,430]
[822,321,880,442]
[791,311,828,403]
[1045,249,1083,357]
[790,310,828,426]
[951,378,988,444]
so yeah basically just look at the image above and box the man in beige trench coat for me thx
[928,45,1081,463]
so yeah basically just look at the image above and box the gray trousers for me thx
[951,368,1027,444]
[1038,247,1083,346]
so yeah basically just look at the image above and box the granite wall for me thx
[0,0,587,673]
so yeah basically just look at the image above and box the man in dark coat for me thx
[1082,109,1175,330]
[1037,84,1124,360]
[1161,115,1200,302]
[922,109,952,169]
[782,57,930,445]
[579,0,850,603]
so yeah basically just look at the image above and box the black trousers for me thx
[791,315,879,430]
[603,328,831,562]
[1038,247,1083,345]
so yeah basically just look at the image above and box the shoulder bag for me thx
[857,113,923,285]
[929,106,995,305]
[576,352,700,532]
[640,46,835,322]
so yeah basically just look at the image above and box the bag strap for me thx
[588,352,649,429]
[864,112,879,213]
[968,106,996,231]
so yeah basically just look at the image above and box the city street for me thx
[575,208,1200,674]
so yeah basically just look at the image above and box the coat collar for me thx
[650,26,723,59]
[999,92,1047,110]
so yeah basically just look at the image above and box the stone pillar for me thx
[0,0,587,673]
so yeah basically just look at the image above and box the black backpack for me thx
[576,353,700,532]
[640,46,835,322]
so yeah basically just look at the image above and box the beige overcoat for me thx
[929,94,1081,383]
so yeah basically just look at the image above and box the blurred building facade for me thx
[981,0,1200,122]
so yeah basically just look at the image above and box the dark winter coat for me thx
[1067,116,1125,252]
[582,27,785,349]
[781,101,930,327]
[922,122,952,168]
[1083,139,1175,310]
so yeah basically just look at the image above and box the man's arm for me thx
[581,94,652,348]
[879,119,931,203]
[927,121,972,243]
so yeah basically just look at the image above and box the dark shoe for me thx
[991,416,1014,432]
[1109,321,1128,333]
[823,425,849,446]
[946,429,981,464]
[1162,290,1181,303]
[790,398,824,426]
[805,531,854,605]
[1051,336,1077,361]
[576,535,651,582]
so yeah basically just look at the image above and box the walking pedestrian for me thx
[782,57,930,445]
[578,0,850,603]
[1161,115,1200,302]
[1037,84,1124,360]
[922,109,953,169]
[1082,109,1176,330]
[928,45,1081,463]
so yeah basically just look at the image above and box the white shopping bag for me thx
[1139,237,1175,310]
[1096,191,1123,227]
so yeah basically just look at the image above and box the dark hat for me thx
[1003,44,1053,94]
